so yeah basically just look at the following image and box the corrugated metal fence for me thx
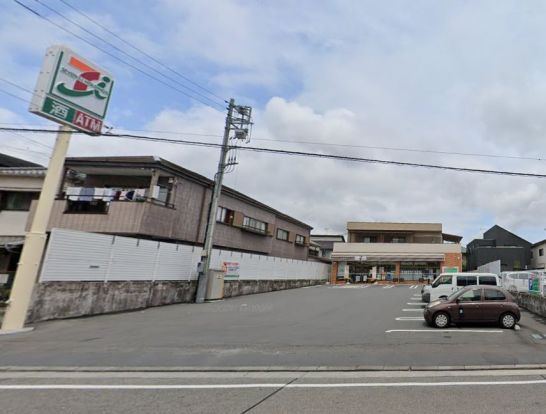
[39,228,329,282]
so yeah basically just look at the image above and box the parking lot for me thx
[1,284,546,368]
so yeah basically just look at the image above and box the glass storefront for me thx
[346,261,440,282]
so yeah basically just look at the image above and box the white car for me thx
[424,272,500,303]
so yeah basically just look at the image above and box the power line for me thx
[0,87,29,103]
[57,0,227,104]
[0,78,34,95]
[13,0,226,111]
[32,0,225,109]
[84,125,546,163]
[2,126,546,179]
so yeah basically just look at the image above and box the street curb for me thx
[2,364,546,372]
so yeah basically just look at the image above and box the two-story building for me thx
[466,225,531,272]
[330,222,462,283]
[0,154,46,291]
[531,239,546,270]
[29,155,312,261]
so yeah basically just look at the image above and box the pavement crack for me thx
[239,377,299,414]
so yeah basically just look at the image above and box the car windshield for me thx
[447,290,463,301]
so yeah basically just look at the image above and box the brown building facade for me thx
[331,222,462,283]
[29,156,312,261]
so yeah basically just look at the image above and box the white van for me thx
[425,272,500,302]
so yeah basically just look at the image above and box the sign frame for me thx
[29,45,114,134]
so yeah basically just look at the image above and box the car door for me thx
[481,289,508,321]
[454,288,483,322]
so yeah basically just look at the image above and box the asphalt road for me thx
[1,370,546,413]
[1,284,546,368]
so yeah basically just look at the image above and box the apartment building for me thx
[0,154,46,288]
[29,156,312,260]
[330,222,462,283]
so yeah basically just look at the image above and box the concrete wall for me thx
[27,278,326,323]
[223,279,324,298]
[28,281,197,322]
[516,293,546,319]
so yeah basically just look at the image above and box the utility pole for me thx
[1,125,72,332]
[195,98,252,303]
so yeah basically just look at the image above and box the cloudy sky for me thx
[2,0,546,244]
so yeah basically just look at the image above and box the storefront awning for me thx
[331,253,445,262]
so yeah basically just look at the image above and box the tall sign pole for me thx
[1,126,71,331]
[1,45,114,332]
[195,99,252,303]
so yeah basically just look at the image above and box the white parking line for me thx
[1,379,541,389]
[383,285,395,289]
[402,309,424,312]
[407,303,425,305]
[385,329,504,333]
[409,285,420,289]
[395,317,425,321]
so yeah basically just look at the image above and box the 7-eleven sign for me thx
[29,45,114,134]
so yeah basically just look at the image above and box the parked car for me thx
[424,272,500,303]
[423,286,520,329]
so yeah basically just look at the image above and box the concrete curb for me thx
[2,364,546,372]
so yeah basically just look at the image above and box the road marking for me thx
[402,309,423,312]
[395,316,425,321]
[0,379,543,389]
[407,303,425,306]
[409,285,420,289]
[385,329,504,333]
[383,285,395,289]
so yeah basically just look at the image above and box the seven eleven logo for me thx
[56,56,112,100]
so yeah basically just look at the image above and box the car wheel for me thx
[500,312,516,329]
[433,312,450,328]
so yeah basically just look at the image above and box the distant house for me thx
[310,234,346,259]
[531,240,546,270]
[0,154,46,289]
[466,225,531,271]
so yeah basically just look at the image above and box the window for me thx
[456,276,477,287]
[484,289,506,301]
[540,249,544,257]
[295,234,306,245]
[391,237,406,243]
[457,288,482,302]
[65,199,109,214]
[361,236,377,243]
[478,276,497,286]
[0,191,38,211]
[432,275,452,288]
[242,216,267,234]
[216,206,234,225]
[276,228,289,241]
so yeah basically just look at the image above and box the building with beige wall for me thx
[28,156,312,261]
[331,222,462,283]
[531,240,546,270]
[0,154,46,288]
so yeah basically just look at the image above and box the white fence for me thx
[39,228,329,282]
[477,260,501,275]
